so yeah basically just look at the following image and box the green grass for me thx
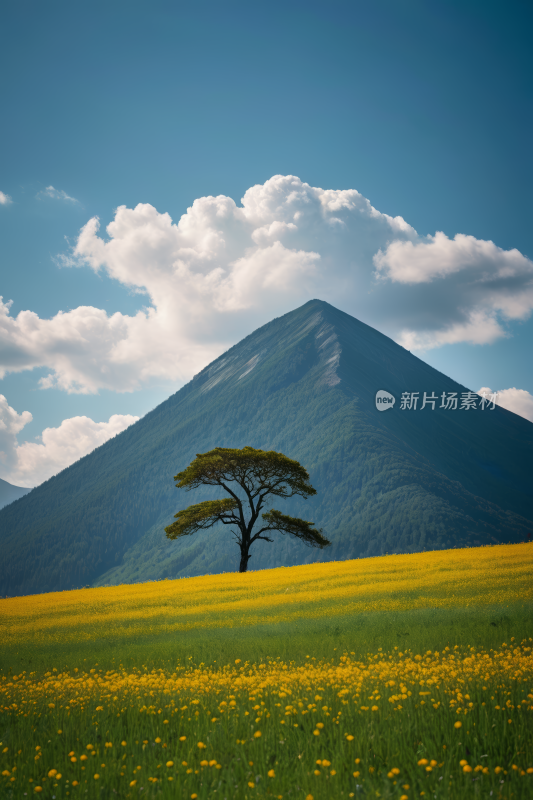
[1,601,532,800]
[1,601,529,677]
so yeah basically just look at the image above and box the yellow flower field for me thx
[2,543,531,647]
[1,641,532,798]
[1,543,532,798]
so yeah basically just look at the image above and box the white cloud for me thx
[37,185,79,204]
[0,175,532,393]
[0,394,138,487]
[0,396,33,472]
[0,190,13,206]
[477,387,533,423]
[374,231,531,285]
[374,231,533,349]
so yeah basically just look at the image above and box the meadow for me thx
[1,543,532,799]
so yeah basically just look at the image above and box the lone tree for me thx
[165,446,330,573]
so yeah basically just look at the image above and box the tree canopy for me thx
[165,446,330,572]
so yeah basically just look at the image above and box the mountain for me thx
[0,300,531,597]
[0,478,31,511]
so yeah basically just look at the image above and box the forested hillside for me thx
[0,479,31,511]
[0,300,531,596]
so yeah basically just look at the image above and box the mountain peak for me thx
[0,301,531,596]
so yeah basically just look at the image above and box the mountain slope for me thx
[0,300,531,596]
[0,479,31,511]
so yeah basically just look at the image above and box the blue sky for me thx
[1,0,532,486]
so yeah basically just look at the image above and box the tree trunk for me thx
[239,546,250,573]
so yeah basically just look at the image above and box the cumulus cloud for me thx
[477,387,533,423]
[0,175,532,393]
[375,232,533,349]
[37,185,79,204]
[0,395,138,487]
[0,396,32,470]
[0,190,13,206]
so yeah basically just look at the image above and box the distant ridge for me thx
[0,478,31,511]
[0,299,531,597]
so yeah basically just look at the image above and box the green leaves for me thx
[164,499,238,540]
[167,446,327,571]
[173,446,317,500]
[260,509,330,549]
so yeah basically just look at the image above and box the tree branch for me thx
[165,498,238,540]
[259,509,330,548]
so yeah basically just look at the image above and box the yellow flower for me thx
[47,770,57,778]
[166,761,174,768]
[94,774,100,779]
[48,703,55,709]
[313,730,320,736]
[268,769,275,777]
[121,741,127,746]
[191,795,198,799]
[34,788,42,793]
[346,735,354,741]
[454,721,462,728]
[155,737,161,744]
[316,723,324,729]
[463,765,472,773]
[130,780,137,787]
[56,774,62,780]
[235,659,241,664]
[72,782,79,787]
[371,705,378,711]
[248,781,255,788]
[314,769,321,775]
[70,757,77,763]
[197,741,207,749]
[200,760,208,767]
[353,771,360,778]
[179,736,186,741]
[306,795,314,800]
[80,755,87,761]
[254,731,262,738]
[418,759,428,766]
